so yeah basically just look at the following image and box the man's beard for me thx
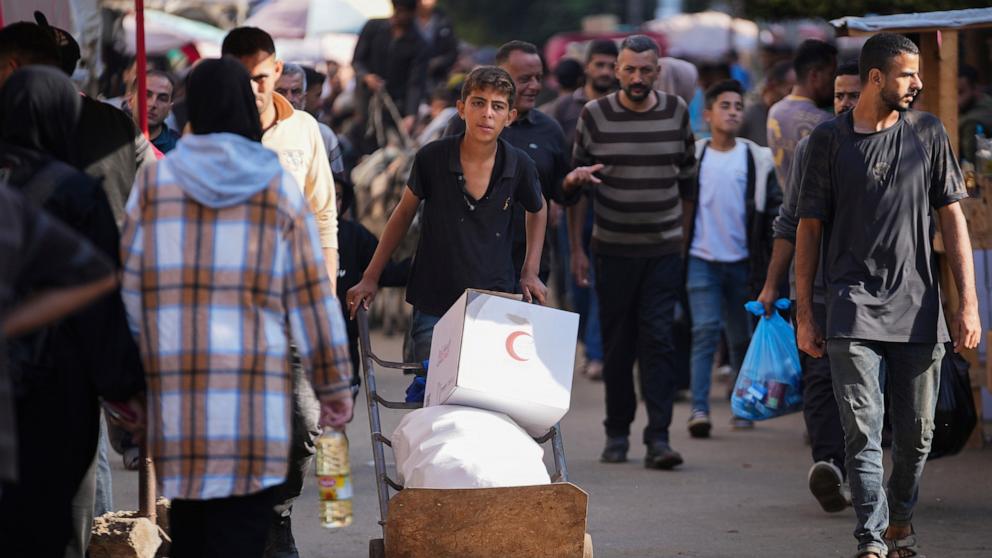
[623,83,650,102]
[881,87,916,113]
[591,77,615,94]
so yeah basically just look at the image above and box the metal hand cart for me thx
[356,307,593,558]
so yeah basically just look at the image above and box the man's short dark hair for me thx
[835,61,859,79]
[0,22,61,68]
[221,27,276,58]
[392,0,417,10]
[793,39,837,82]
[619,35,660,57]
[431,84,457,106]
[767,60,793,85]
[495,41,539,66]
[858,33,919,83]
[461,65,516,108]
[554,58,584,91]
[586,39,619,63]
[302,66,325,91]
[959,64,979,86]
[704,79,744,109]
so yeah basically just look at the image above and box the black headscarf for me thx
[0,66,82,166]
[186,57,263,142]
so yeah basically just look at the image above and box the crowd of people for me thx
[0,1,989,557]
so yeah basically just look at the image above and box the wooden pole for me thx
[138,441,156,521]
[135,0,156,518]
[135,0,148,136]
[919,30,960,156]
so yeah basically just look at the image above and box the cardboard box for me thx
[424,290,579,436]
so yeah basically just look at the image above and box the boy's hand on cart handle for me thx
[346,277,378,319]
[953,303,981,353]
[319,395,354,428]
[520,274,547,305]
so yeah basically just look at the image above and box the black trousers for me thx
[0,377,100,558]
[798,303,846,476]
[595,253,681,444]
[170,487,278,558]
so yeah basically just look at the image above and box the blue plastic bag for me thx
[731,299,803,421]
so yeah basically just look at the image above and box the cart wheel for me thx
[369,538,385,558]
[583,533,593,558]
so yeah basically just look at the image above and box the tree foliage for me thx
[740,0,989,21]
[439,0,656,47]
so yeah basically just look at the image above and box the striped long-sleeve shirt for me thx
[120,156,352,501]
[573,91,696,257]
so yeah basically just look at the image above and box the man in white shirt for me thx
[223,27,339,558]
[682,80,781,437]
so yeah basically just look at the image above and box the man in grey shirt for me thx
[795,34,980,558]
[757,62,860,514]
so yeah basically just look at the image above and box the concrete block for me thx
[89,513,161,558]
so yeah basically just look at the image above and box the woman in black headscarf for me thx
[186,56,262,141]
[0,65,82,178]
[0,66,146,558]
[124,56,353,558]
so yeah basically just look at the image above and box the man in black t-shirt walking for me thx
[795,34,980,558]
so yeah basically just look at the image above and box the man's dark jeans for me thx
[595,253,681,445]
[798,303,846,476]
[172,486,278,558]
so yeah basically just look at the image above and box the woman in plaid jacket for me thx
[120,58,353,557]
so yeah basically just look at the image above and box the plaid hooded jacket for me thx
[121,133,352,501]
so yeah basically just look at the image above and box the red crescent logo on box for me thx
[505,331,532,362]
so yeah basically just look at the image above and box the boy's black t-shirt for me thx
[405,134,544,316]
[796,110,967,343]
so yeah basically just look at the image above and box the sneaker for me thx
[731,417,754,430]
[808,460,848,513]
[583,360,603,381]
[644,441,683,470]
[687,410,712,438]
[600,436,629,463]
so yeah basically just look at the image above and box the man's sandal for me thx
[884,531,925,558]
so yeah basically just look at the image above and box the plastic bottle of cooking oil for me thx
[316,429,352,528]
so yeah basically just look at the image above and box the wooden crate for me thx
[384,483,589,558]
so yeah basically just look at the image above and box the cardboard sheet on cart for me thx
[424,289,579,436]
[393,405,551,489]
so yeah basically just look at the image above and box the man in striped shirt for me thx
[566,35,696,470]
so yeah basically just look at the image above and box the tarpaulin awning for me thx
[245,0,392,38]
[122,9,226,55]
[831,7,992,36]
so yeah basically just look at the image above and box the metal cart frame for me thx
[357,306,571,527]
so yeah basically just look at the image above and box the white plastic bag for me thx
[392,405,551,489]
